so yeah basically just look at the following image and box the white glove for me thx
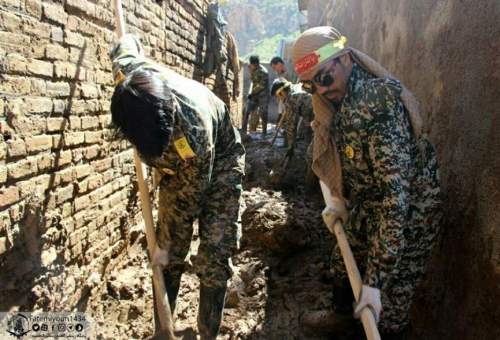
[321,199,348,234]
[151,243,169,267]
[353,285,382,323]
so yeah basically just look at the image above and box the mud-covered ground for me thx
[83,127,343,339]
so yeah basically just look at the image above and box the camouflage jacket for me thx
[110,35,245,184]
[284,84,314,122]
[249,64,269,98]
[334,63,440,289]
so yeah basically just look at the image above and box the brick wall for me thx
[0,0,241,310]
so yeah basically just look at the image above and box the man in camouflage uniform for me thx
[271,79,314,150]
[270,79,316,185]
[110,34,245,340]
[292,27,441,338]
[242,55,269,136]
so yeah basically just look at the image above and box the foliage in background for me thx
[220,0,300,61]
[243,31,300,62]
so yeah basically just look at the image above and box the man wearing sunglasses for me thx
[293,27,441,339]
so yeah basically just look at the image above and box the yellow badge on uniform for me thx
[114,69,126,86]
[174,136,196,161]
[345,145,355,159]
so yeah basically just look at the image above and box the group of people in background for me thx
[242,54,315,185]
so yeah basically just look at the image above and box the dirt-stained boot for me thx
[153,270,182,334]
[197,284,227,340]
[301,280,356,335]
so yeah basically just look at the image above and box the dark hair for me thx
[111,69,176,159]
[270,78,290,97]
[249,55,260,65]
[270,56,284,65]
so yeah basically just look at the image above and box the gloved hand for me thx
[321,198,348,234]
[151,243,169,267]
[353,285,382,323]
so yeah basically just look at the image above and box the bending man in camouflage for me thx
[110,34,245,340]
[242,55,269,136]
[269,79,315,183]
[292,27,441,338]
[271,78,314,151]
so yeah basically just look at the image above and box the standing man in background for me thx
[242,55,269,137]
[270,56,298,83]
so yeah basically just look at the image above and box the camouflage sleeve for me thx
[299,93,314,122]
[250,68,269,96]
[363,79,411,289]
[109,34,147,83]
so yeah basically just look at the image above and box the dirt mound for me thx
[65,129,336,339]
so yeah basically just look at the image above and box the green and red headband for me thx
[294,36,348,76]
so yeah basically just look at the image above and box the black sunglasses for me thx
[300,66,335,94]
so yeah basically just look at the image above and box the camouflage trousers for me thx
[156,154,245,289]
[242,96,268,134]
[331,205,440,332]
[331,142,441,332]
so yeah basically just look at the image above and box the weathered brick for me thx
[85,131,102,144]
[0,165,6,184]
[30,78,47,95]
[66,0,96,17]
[9,201,24,223]
[37,153,54,171]
[7,157,37,179]
[27,59,53,77]
[54,168,75,185]
[25,97,53,113]
[56,184,74,204]
[47,117,66,132]
[53,100,66,113]
[66,15,79,31]
[0,142,6,160]
[64,30,85,48]
[0,186,18,208]
[81,116,99,130]
[0,10,21,32]
[43,2,68,26]
[7,139,27,157]
[69,116,81,130]
[45,44,68,61]
[0,75,31,95]
[74,164,92,179]
[64,132,85,146]
[83,145,99,160]
[51,27,64,43]
[0,32,30,49]
[4,53,27,73]
[54,61,77,79]
[46,81,71,97]
[25,135,53,153]
[61,202,73,218]
[79,83,99,99]
[26,0,42,19]
[57,150,72,166]
[74,194,90,212]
